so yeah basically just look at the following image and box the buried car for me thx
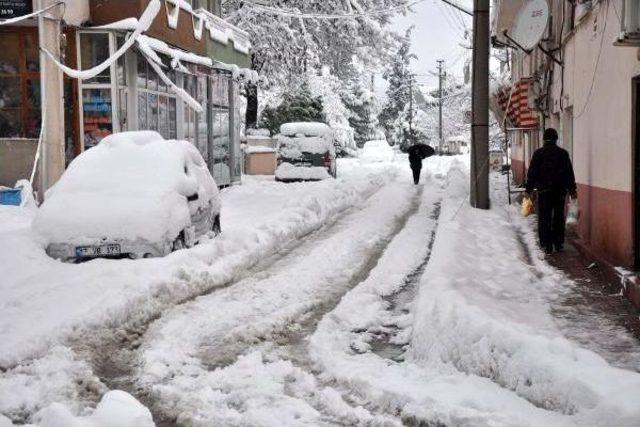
[275,122,337,182]
[33,131,221,262]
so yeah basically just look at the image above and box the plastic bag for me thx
[566,197,579,226]
[522,196,534,217]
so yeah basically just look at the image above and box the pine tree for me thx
[378,29,417,146]
[259,83,326,135]
[343,77,382,147]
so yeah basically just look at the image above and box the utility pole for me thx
[38,0,65,198]
[470,0,490,209]
[437,59,445,154]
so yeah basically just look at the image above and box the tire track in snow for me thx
[133,179,425,426]
[19,173,396,425]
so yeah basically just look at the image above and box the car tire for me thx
[212,214,221,235]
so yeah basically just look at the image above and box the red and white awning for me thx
[495,79,539,129]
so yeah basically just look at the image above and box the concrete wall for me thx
[63,0,90,26]
[0,139,38,187]
[559,1,639,267]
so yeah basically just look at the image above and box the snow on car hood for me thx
[33,190,190,245]
[33,132,204,245]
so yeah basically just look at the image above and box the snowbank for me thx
[408,160,640,425]
[30,391,153,427]
[275,163,331,181]
[244,145,276,154]
[359,140,394,163]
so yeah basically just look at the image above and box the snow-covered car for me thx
[33,131,221,262]
[359,140,394,163]
[275,122,337,182]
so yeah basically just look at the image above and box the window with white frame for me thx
[78,32,114,150]
[136,53,177,139]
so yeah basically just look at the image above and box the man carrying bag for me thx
[525,128,577,254]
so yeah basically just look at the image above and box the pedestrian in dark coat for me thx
[407,144,435,185]
[525,128,577,254]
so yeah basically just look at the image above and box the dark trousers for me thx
[411,164,422,184]
[537,190,567,250]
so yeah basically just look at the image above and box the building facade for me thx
[492,0,640,284]
[0,0,252,190]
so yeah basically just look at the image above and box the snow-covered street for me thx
[2,156,640,426]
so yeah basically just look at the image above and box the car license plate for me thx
[75,244,121,258]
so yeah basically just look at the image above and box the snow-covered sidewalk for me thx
[312,159,640,426]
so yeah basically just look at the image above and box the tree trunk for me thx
[245,83,258,129]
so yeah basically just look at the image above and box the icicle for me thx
[41,0,161,80]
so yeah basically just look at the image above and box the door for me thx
[633,77,640,268]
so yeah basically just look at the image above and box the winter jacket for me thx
[409,150,423,167]
[525,142,577,195]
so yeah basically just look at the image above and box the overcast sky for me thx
[385,0,474,91]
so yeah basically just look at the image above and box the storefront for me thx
[0,0,253,190]
[75,30,240,186]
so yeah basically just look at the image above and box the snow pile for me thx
[277,135,334,158]
[280,122,330,137]
[275,163,331,181]
[0,347,104,422]
[244,145,276,154]
[24,391,153,427]
[32,132,217,247]
[359,140,394,163]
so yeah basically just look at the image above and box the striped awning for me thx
[495,79,539,129]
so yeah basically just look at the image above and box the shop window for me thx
[82,88,113,150]
[137,55,147,88]
[138,93,148,129]
[184,73,198,145]
[0,30,41,138]
[211,72,229,107]
[116,35,127,87]
[169,98,177,139]
[24,33,40,72]
[136,53,177,139]
[79,33,111,85]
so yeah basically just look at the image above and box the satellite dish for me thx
[509,0,550,51]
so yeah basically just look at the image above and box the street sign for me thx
[0,0,33,19]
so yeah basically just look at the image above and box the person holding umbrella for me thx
[407,143,435,184]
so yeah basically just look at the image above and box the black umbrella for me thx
[408,143,435,159]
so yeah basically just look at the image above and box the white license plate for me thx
[76,244,121,258]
